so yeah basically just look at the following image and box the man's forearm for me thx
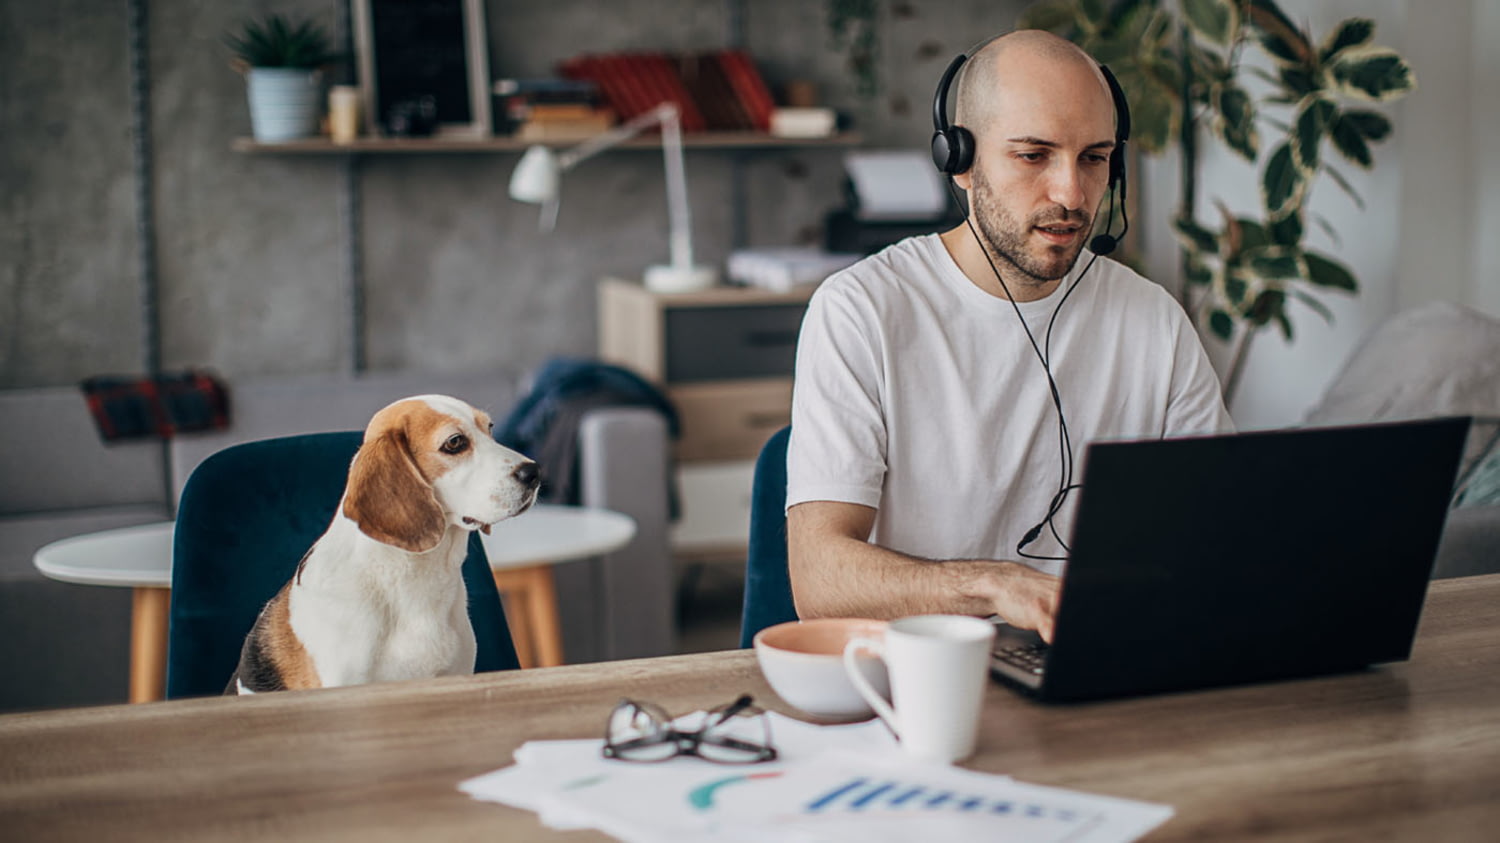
[790,530,1007,619]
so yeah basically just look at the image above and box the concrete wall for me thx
[1,0,1030,388]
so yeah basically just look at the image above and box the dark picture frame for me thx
[352,0,491,138]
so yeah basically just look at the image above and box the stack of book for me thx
[493,78,615,141]
[558,49,777,134]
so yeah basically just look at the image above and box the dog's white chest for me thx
[290,534,478,687]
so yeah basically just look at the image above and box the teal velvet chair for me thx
[167,431,519,698]
[739,426,798,647]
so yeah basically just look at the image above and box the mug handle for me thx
[842,636,898,736]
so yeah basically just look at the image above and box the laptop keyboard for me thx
[994,642,1050,675]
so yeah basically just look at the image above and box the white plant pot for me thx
[246,68,323,142]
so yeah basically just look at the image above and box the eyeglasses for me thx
[602,694,778,764]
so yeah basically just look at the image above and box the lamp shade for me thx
[508,145,560,204]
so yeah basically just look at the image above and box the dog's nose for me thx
[513,461,540,489]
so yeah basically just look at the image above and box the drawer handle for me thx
[744,330,800,347]
[744,411,791,428]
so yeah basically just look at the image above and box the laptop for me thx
[990,416,1471,703]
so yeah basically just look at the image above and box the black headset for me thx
[931,51,1132,254]
[929,44,1134,560]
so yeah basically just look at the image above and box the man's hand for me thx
[985,563,1062,642]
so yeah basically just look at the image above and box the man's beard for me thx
[970,166,1091,287]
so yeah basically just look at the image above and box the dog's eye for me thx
[440,433,469,455]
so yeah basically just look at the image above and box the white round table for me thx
[32,504,637,701]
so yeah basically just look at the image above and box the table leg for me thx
[525,566,564,668]
[492,566,564,669]
[494,569,537,670]
[130,587,170,703]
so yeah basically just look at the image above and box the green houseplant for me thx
[225,14,341,142]
[1018,0,1416,402]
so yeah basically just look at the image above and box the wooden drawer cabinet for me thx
[598,278,812,462]
[598,278,814,553]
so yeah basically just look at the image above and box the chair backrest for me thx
[166,431,518,698]
[739,425,797,647]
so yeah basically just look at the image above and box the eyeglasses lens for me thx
[606,701,676,762]
[697,702,774,763]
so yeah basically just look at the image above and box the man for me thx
[786,30,1231,641]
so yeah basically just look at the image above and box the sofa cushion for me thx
[1302,302,1500,479]
[0,387,167,515]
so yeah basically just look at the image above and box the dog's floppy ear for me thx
[343,429,446,553]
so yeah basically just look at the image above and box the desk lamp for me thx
[507,102,718,294]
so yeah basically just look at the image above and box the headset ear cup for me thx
[931,130,955,173]
[950,126,975,175]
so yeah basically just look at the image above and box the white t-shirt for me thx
[788,234,1232,575]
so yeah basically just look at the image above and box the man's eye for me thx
[1017,152,1046,162]
[441,434,469,454]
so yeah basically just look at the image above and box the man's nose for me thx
[1047,163,1087,211]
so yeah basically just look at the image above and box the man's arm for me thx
[787,500,1062,641]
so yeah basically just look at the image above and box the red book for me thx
[717,50,776,132]
[642,52,707,132]
[561,54,639,122]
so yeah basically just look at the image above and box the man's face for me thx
[959,66,1117,288]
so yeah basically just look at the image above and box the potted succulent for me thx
[225,14,341,142]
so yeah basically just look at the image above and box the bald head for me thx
[953,30,1117,141]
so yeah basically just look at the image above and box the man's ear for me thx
[343,430,446,552]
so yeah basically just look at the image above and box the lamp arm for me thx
[556,103,678,171]
[659,108,693,271]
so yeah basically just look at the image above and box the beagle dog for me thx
[228,394,540,694]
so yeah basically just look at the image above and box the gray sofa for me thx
[1300,301,1500,578]
[0,369,674,713]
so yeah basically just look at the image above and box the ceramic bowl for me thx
[753,618,891,720]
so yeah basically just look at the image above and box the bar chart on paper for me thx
[695,754,1174,842]
[805,775,1091,824]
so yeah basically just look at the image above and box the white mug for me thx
[842,614,995,763]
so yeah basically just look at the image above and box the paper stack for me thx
[460,711,1174,842]
[726,247,862,292]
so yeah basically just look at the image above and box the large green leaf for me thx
[1248,247,1302,280]
[1304,252,1358,291]
[1016,0,1078,32]
[1079,0,1109,23]
[1181,0,1237,46]
[1340,109,1391,142]
[1173,215,1220,255]
[1263,142,1305,218]
[1275,65,1320,100]
[1224,272,1249,307]
[1184,255,1214,286]
[1320,18,1375,63]
[1292,97,1336,171]
[1248,288,1288,331]
[1329,48,1417,101]
[1329,113,1374,168]
[1269,209,1304,247]
[1208,309,1235,340]
[1246,0,1311,65]
[1214,84,1259,160]
[1126,77,1179,153]
[1233,217,1271,251]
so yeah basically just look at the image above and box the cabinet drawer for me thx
[664,304,806,383]
[670,379,792,462]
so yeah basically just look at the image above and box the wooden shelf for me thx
[232,131,861,155]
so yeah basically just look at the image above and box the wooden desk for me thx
[3,575,1497,841]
